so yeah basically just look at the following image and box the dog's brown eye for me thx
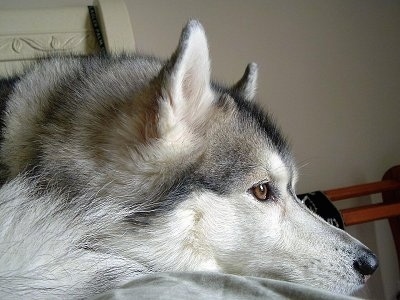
[251,183,270,201]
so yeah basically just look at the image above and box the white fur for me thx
[158,21,214,141]
[0,176,143,299]
[0,20,375,299]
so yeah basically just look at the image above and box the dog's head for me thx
[118,21,378,295]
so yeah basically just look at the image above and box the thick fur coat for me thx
[0,21,377,299]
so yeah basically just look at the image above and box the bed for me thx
[1,1,399,299]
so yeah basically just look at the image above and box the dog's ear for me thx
[157,20,213,138]
[231,63,258,102]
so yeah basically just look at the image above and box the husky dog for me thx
[0,21,377,298]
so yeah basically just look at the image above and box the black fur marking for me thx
[0,77,20,140]
[0,77,20,183]
[124,152,253,226]
[213,82,291,160]
[193,145,254,196]
[124,168,196,225]
[124,153,251,225]
[234,96,290,158]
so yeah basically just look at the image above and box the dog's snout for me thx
[353,248,379,276]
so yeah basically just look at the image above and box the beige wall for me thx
[1,0,400,299]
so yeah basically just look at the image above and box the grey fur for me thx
[0,20,377,299]
[232,62,258,101]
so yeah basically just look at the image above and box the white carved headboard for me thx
[0,0,135,77]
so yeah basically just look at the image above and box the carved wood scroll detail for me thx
[0,32,99,60]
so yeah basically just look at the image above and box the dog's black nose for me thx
[353,248,379,276]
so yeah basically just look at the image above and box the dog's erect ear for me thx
[231,63,258,102]
[157,20,213,138]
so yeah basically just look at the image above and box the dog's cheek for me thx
[214,197,286,273]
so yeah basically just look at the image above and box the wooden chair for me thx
[324,165,400,268]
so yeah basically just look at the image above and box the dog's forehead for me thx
[194,95,296,194]
[226,119,293,184]
[236,96,295,170]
